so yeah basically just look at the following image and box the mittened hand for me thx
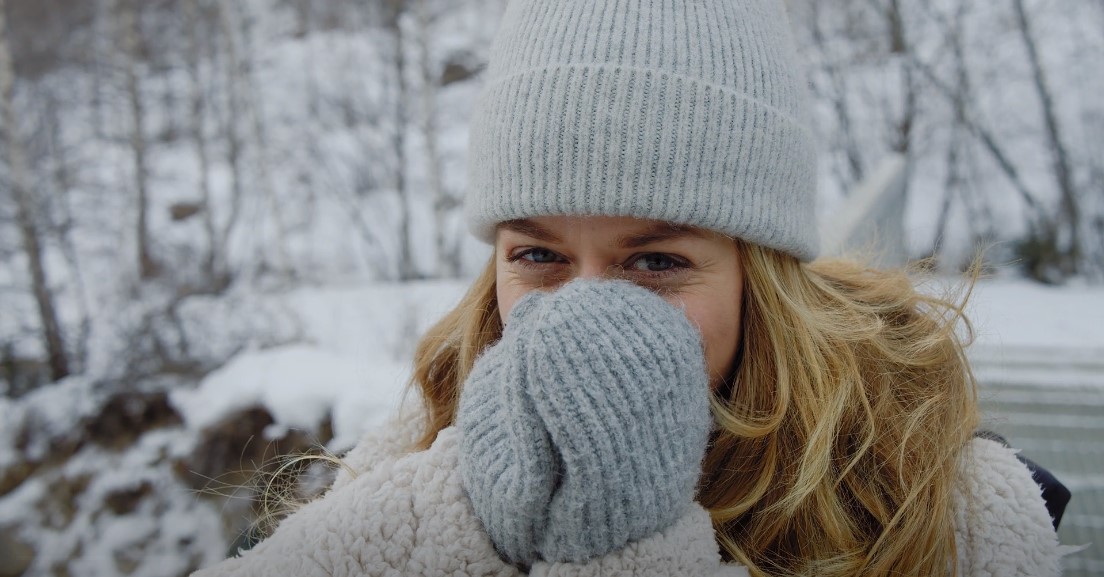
[457,279,713,568]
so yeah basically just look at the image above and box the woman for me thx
[193,0,1065,575]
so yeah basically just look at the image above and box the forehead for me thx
[496,216,721,247]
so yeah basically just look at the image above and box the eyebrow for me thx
[616,222,707,248]
[498,219,563,243]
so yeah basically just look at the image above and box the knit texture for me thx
[464,0,819,261]
[457,279,713,567]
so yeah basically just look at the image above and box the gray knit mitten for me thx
[457,279,713,567]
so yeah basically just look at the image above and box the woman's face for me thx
[495,215,743,389]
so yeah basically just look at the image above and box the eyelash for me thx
[505,248,692,280]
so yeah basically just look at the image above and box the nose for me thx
[575,258,620,281]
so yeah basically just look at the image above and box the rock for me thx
[175,405,335,552]
[170,202,203,222]
[104,481,153,515]
[178,405,332,494]
[177,406,278,493]
[0,460,35,498]
[440,52,483,86]
[38,474,90,530]
[0,526,34,577]
[85,391,182,450]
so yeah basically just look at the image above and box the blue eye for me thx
[629,254,682,273]
[509,248,563,264]
[523,248,560,263]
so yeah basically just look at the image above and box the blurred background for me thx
[0,0,1101,575]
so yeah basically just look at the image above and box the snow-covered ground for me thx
[967,277,1104,390]
[172,281,473,453]
[969,278,1104,352]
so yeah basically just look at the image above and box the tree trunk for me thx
[887,0,914,155]
[90,0,107,140]
[117,0,158,279]
[931,2,970,259]
[185,0,222,287]
[415,0,455,278]
[238,4,293,280]
[0,0,71,382]
[216,0,244,271]
[386,0,416,280]
[810,1,864,189]
[43,88,91,374]
[293,0,310,37]
[1013,0,1081,277]
[906,50,1046,229]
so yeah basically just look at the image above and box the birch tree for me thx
[928,0,972,257]
[384,0,417,280]
[215,0,245,279]
[0,0,70,382]
[89,0,109,140]
[414,0,458,278]
[40,86,91,374]
[232,2,293,280]
[807,0,866,190]
[184,0,225,288]
[116,0,159,279]
[883,0,916,159]
[1013,0,1081,279]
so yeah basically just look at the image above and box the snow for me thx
[0,422,228,577]
[0,375,101,466]
[169,281,468,452]
[968,278,1104,351]
[171,344,408,451]
[966,277,1104,390]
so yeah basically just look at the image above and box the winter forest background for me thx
[0,0,1102,575]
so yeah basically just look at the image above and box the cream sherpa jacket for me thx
[193,410,1065,577]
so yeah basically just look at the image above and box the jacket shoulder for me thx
[954,437,1062,577]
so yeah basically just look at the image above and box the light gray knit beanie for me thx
[465,0,819,261]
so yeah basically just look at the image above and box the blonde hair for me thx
[409,241,979,577]
[702,242,979,575]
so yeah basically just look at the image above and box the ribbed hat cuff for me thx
[464,64,820,262]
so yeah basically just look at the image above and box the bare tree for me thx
[1013,0,1081,278]
[414,0,458,278]
[929,0,971,257]
[214,0,245,277]
[215,0,292,281]
[883,0,916,158]
[39,86,91,373]
[233,2,293,280]
[300,1,322,120]
[808,0,866,190]
[184,0,225,288]
[89,0,110,140]
[290,0,311,37]
[904,34,1049,243]
[116,0,159,279]
[0,0,70,382]
[383,0,417,280]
